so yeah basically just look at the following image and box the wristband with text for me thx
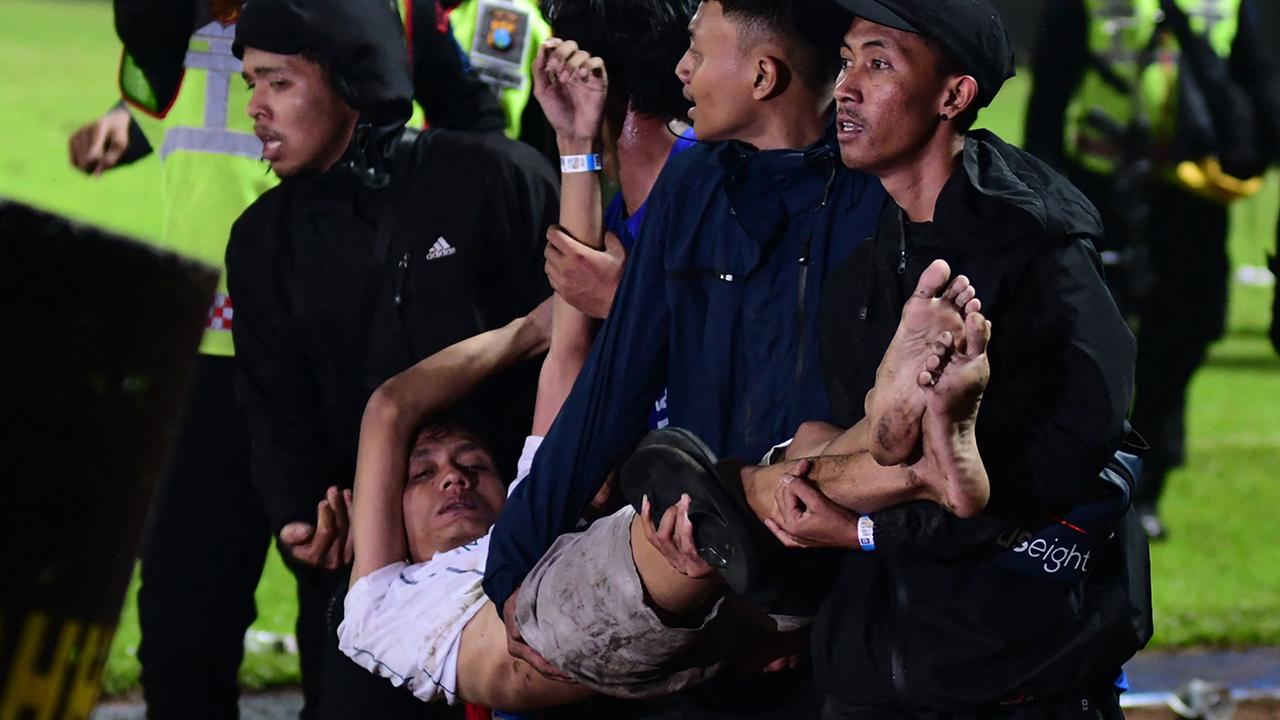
[857,515,876,552]
[560,153,603,174]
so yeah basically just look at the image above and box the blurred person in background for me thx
[1025,0,1280,539]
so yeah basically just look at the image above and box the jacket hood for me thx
[931,129,1105,250]
[233,0,412,127]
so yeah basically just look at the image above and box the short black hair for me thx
[543,0,698,122]
[414,406,520,486]
[715,0,848,91]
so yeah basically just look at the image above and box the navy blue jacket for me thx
[484,132,887,610]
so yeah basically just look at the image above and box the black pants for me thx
[1069,168,1230,509]
[820,690,1125,720]
[138,355,271,720]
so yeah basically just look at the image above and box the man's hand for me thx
[545,226,625,319]
[501,587,574,682]
[764,460,859,549]
[280,486,354,570]
[533,38,608,144]
[640,494,717,579]
[68,107,132,176]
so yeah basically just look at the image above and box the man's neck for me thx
[616,112,682,216]
[878,131,966,223]
[314,120,361,176]
[743,95,831,152]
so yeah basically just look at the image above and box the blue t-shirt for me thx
[602,126,697,429]
[603,127,699,251]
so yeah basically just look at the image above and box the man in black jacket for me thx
[66,2,511,718]
[225,0,557,715]
[760,1,1152,717]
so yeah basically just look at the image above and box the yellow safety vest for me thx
[1064,0,1241,178]
[449,0,550,139]
[121,20,277,357]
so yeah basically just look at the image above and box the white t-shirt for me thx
[338,435,542,704]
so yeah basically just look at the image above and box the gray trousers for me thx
[515,506,732,698]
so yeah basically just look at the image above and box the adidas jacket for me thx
[226,126,557,535]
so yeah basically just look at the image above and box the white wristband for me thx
[560,153,603,174]
[857,515,876,552]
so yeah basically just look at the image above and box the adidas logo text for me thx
[426,236,457,260]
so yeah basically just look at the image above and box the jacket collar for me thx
[925,129,1105,251]
[713,121,841,262]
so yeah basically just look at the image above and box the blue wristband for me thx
[560,153,603,173]
[857,515,876,552]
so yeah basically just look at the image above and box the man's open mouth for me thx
[438,498,478,516]
[255,128,284,160]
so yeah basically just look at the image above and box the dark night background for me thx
[991,0,1280,65]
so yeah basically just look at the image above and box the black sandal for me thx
[619,427,763,594]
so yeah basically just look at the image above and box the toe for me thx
[914,259,952,299]
[944,274,970,301]
[966,312,991,354]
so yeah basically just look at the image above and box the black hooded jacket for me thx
[814,130,1149,710]
[225,0,557,534]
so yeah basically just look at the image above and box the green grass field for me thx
[2,0,1278,696]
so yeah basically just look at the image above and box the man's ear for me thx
[751,54,791,101]
[939,75,978,121]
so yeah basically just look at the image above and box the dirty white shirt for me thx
[338,435,541,704]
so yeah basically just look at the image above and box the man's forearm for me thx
[375,312,549,424]
[556,134,604,251]
[350,398,411,585]
[757,448,931,515]
[552,132,603,349]
[531,130,604,435]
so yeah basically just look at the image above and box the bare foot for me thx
[919,311,992,518]
[865,259,981,466]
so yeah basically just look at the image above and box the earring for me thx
[939,113,950,121]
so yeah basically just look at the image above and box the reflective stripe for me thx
[159,127,261,160]
[185,22,242,130]
[192,20,237,43]
[183,49,242,74]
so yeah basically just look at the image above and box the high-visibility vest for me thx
[1063,0,1240,176]
[449,0,550,139]
[120,19,277,357]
